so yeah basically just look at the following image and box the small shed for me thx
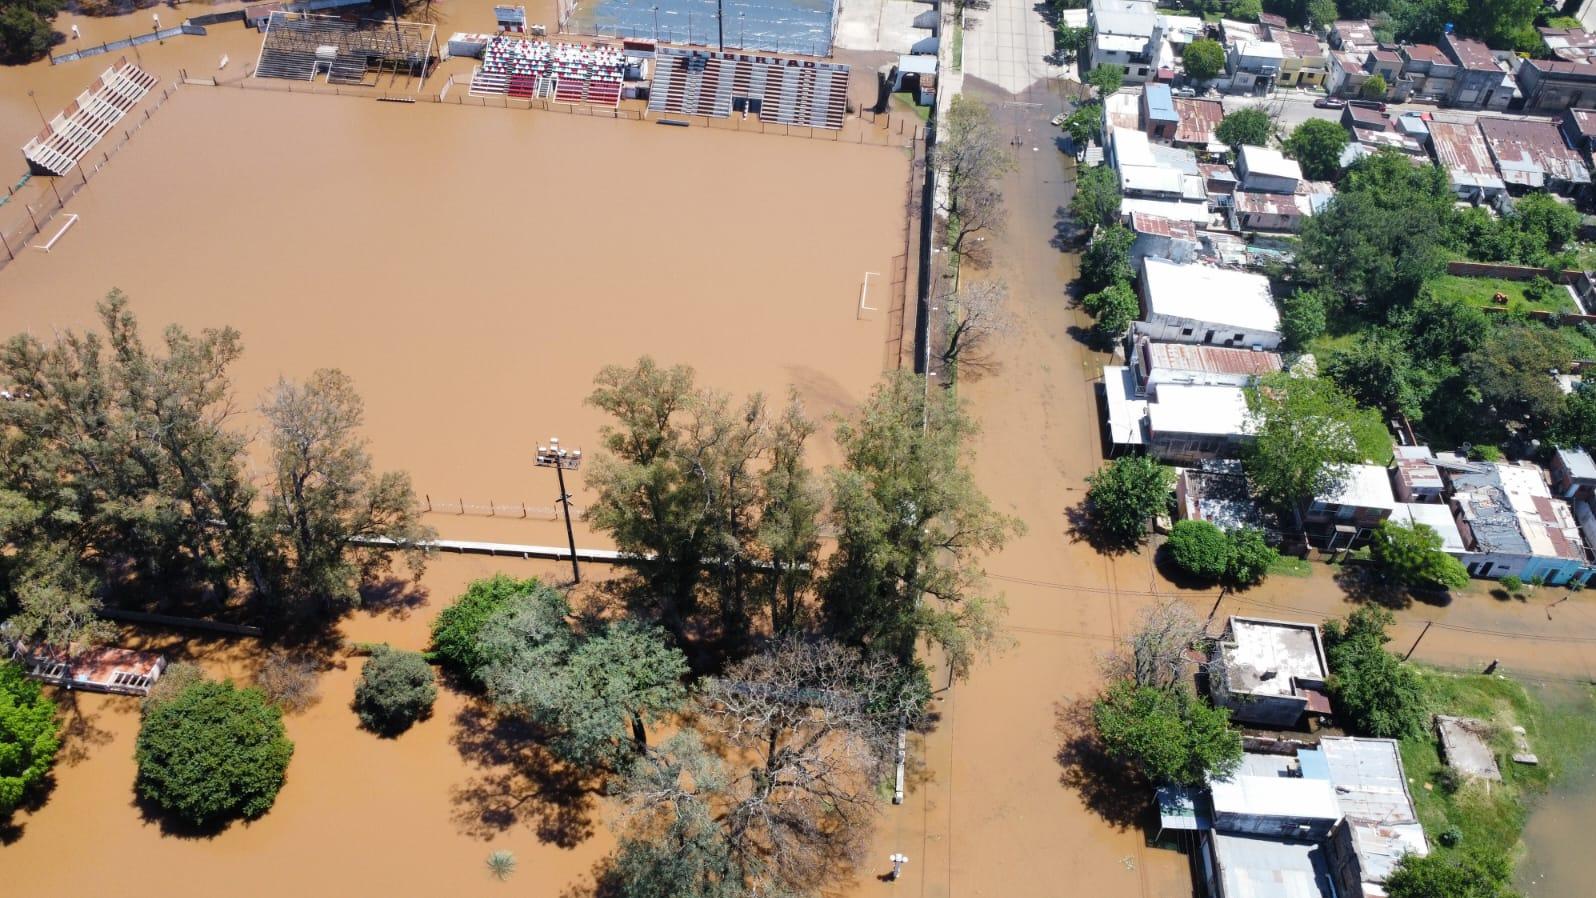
[893,54,938,106]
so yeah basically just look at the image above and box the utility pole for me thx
[536,436,583,584]
[1402,620,1433,662]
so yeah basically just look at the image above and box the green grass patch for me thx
[1266,555,1313,578]
[952,21,963,72]
[1399,668,1596,861]
[892,92,932,123]
[1426,274,1576,315]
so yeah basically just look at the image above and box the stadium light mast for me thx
[717,0,724,50]
[536,437,583,584]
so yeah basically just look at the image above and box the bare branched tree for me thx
[1099,597,1206,690]
[933,96,1013,266]
[939,279,1014,372]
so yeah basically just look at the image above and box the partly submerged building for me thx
[1209,616,1332,729]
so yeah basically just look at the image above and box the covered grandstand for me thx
[648,48,848,130]
[466,36,624,107]
[22,58,157,176]
[253,12,437,89]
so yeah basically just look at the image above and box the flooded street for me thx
[1517,682,1596,897]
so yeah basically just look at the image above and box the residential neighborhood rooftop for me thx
[1211,833,1337,898]
[1141,258,1279,334]
[1146,382,1253,437]
[1428,120,1507,192]
[1239,145,1304,182]
[1222,616,1329,698]
[1540,26,1596,64]
[1143,341,1281,377]
[1318,464,1398,512]
[1478,117,1593,189]
[1400,42,1449,66]
[1444,33,1499,72]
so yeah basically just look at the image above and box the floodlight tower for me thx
[536,437,583,584]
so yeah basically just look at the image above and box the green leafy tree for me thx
[1229,0,1263,21]
[1087,63,1125,96]
[1325,329,1426,419]
[1225,526,1277,587]
[1084,455,1174,547]
[822,372,1022,677]
[261,369,432,608]
[0,2,59,65]
[1278,287,1330,348]
[1461,323,1572,435]
[1307,0,1339,28]
[1369,519,1469,590]
[1361,73,1388,99]
[1297,148,1457,313]
[1082,282,1140,343]
[479,591,689,768]
[1322,606,1427,738]
[1243,374,1372,513]
[430,575,557,685]
[1555,382,1596,449]
[134,679,294,826]
[1283,119,1348,181]
[1081,222,1135,293]
[353,645,437,735]
[1055,25,1090,60]
[1093,680,1243,786]
[1385,847,1519,898]
[1183,38,1226,80]
[1216,108,1274,151]
[0,660,61,814]
[1071,162,1122,229]
[756,396,824,636]
[1166,520,1233,581]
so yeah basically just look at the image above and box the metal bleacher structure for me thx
[467,36,623,107]
[647,48,849,130]
[253,11,437,88]
[21,58,157,176]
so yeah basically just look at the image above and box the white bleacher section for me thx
[467,36,623,107]
[21,59,157,177]
[647,48,848,129]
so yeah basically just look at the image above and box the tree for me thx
[430,575,557,686]
[1093,681,1242,786]
[696,639,922,892]
[1325,329,1426,418]
[584,358,764,637]
[3,541,115,655]
[134,679,294,826]
[756,396,824,636]
[1322,606,1427,738]
[935,96,1013,259]
[1166,520,1233,581]
[478,591,689,768]
[940,279,1013,369]
[1082,282,1140,343]
[1461,323,1571,435]
[1297,148,1457,313]
[1183,38,1226,81]
[1369,519,1469,591]
[1278,287,1329,348]
[1555,382,1596,449]
[1084,455,1174,546]
[1087,63,1125,97]
[261,369,432,608]
[1229,0,1262,21]
[0,660,61,814]
[0,292,268,600]
[608,732,750,897]
[1101,597,1205,690]
[0,3,58,65]
[354,645,437,735]
[1081,222,1135,293]
[1361,73,1388,99]
[1216,107,1273,151]
[1283,119,1348,181]
[822,372,1022,678]
[1307,0,1339,29]
[1385,848,1519,898]
[1244,373,1372,514]
[1055,25,1090,60]
[1071,163,1122,230]
[1226,527,1277,587]
[1063,102,1103,149]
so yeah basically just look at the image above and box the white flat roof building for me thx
[1239,144,1304,181]
[1147,383,1253,438]
[1317,463,1398,512]
[1394,502,1467,553]
[1139,258,1281,348]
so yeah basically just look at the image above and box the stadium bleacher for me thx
[254,12,435,86]
[22,59,158,177]
[648,49,848,130]
[467,36,624,107]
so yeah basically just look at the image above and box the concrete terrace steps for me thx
[22,59,159,176]
[646,48,848,129]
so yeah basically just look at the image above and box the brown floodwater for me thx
[1516,682,1596,898]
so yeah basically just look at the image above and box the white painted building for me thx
[1135,257,1281,349]
[1088,0,1158,83]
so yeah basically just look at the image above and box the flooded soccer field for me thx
[0,81,911,547]
[0,14,913,894]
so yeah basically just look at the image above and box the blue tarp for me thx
[566,0,837,56]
